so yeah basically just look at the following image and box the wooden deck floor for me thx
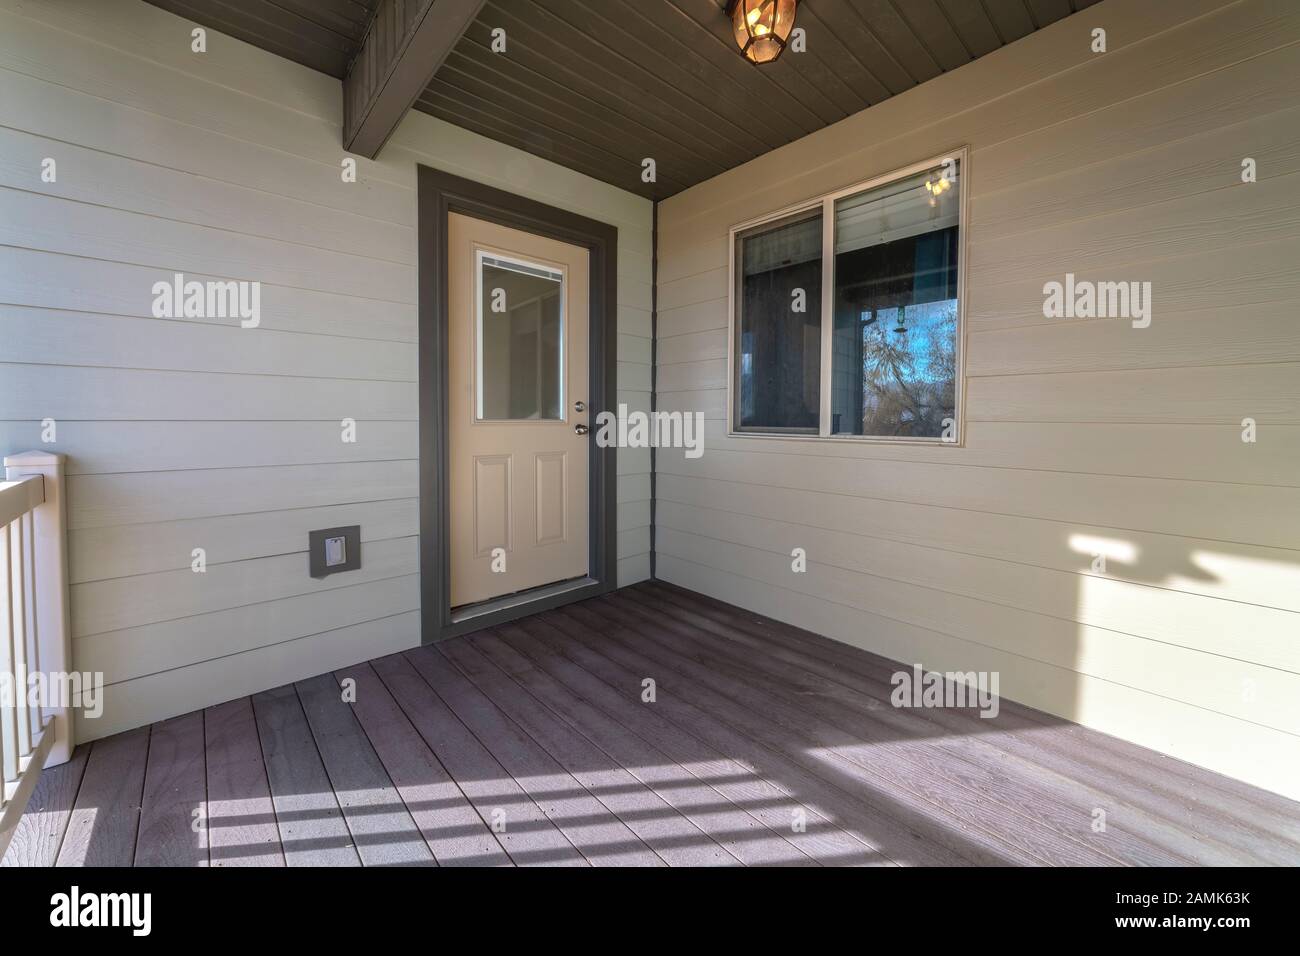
[5,581,1299,866]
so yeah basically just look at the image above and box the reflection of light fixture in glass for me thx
[726,0,798,64]
[924,173,952,208]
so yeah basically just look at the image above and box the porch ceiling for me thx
[143,0,1100,200]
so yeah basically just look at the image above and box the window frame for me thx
[727,147,969,446]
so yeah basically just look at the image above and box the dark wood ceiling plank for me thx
[267,0,375,41]
[205,0,358,52]
[789,2,895,105]
[452,18,749,171]
[427,70,696,191]
[421,82,696,196]
[414,92,670,199]
[1025,0,1073,27]
[842,0,943,83]
[344,0,487,158]
[615,0,849,135]
[418,85,691,195]
[801,0,916,94]
[440,48,731,181]
[891,0,973,71]
[665,0,847,127]
[528,0,812,148]
[981,0,1036,44]
[146,0,353,76]
[936,0,1002,57]
[474,0,774,160]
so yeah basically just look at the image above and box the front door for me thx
[448,213,590,608]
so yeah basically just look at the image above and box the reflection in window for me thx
[478,255,563,421]
[734,211,822,431]
[831,162,959,438]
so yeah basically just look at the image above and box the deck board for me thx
[15,583,1300,867]
[440,636,732,867]
[295,674,435,867]
[252,685,360,867]
[406,644,661,866]
[371,651,585,866]
[135,711,208,866]
[335,662,510,866]
[489,621,827,866]
[480,629,795,868]
[204,697,284,867]
[558,602,990,865]
[56,726,149,866]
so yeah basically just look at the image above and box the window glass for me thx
[477,255,564,421]
[734,211,822,431]
[830,161,960,438]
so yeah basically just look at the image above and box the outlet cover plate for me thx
[309,525,361,578]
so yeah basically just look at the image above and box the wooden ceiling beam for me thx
[343,0,486,158]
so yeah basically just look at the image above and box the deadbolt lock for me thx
[574,400,586,412]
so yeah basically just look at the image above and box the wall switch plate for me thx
[309,525,360,578]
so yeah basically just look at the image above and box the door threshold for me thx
[451,575,597,625]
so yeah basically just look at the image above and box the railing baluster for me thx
[24,510,42,735]
[10,515,31,758]
[0,522,17,785]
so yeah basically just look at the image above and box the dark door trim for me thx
[417,165,619,643]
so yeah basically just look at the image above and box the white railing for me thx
[0,452,72,858]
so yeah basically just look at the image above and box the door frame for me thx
[418,165,619,643]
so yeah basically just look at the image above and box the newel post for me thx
[4,452,73,765]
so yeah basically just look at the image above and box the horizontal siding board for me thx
[70,498,418,583]
[73,535,418,637]
[0,188,414,302]
[657,501,1300,676]
[78,575,420,686]
[0,247,417,342]
[24,0,343,119]
[967,304,1300,377]
[68,461,417,528]
[969,237,1300,333]
[87,612,420,741]
[970,99,1300,240]
[0,127,413,263]
[0,7,408,188]
[0,421,418,477]
[657,446,1300,551]
[2,365,416,421]
[967,363,1300,424]
[685,419,1300,488]
[0,308,417,381]
[0,66,415,225]
[657,471,1300,615]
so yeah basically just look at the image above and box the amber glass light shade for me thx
[727,0,798,65]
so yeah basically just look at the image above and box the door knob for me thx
[574,423,589,435]
[574,400,586,412]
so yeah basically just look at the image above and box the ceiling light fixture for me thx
[726,0,798,65]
